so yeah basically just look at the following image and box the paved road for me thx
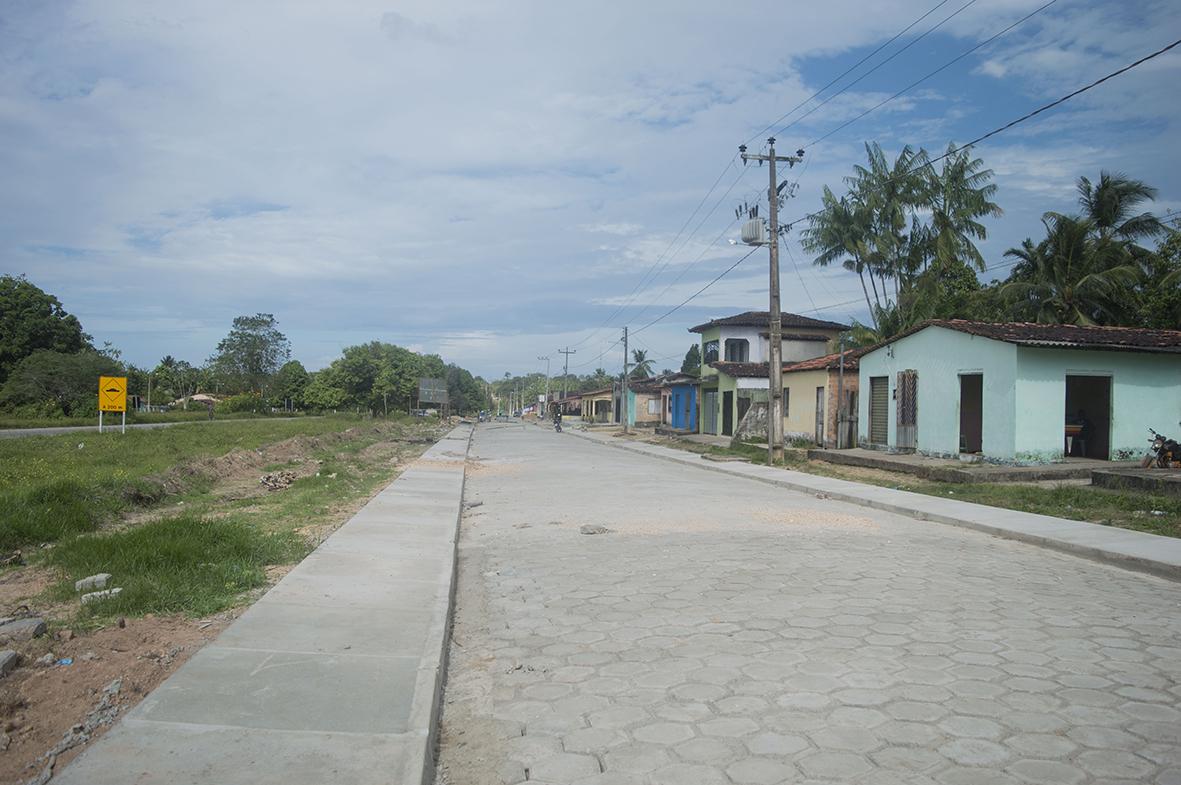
[436,423,1181,785]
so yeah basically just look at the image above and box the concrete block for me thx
[81,588,122,605]
[75,573,112,592]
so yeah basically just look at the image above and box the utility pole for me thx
[740,137,803,464]
[558,347,577,399]
[621,327,630,434]
[538,355,551,419]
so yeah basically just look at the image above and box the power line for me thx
[782,36,1181,230]
[805,0,1059,148]
[745,0,956,144]
[774,0,984,140]
[631,245,762,337]
[566,158,741,347]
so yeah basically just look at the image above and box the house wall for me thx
[825,367,860,449]
[1014,347,1181,462]
[632,391,663,425]
[781,368,829,441]
[857,327,1018,459]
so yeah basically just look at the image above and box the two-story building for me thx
[690,311,848,437]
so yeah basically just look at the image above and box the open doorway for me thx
[1064,375,1111,459]
[959,374,983,454]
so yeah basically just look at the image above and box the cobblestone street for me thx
[435,424,1181,785]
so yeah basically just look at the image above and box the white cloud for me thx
[0,0,1177,377]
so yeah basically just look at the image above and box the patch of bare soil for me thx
[0,613,233,785]
[434,515,520,785]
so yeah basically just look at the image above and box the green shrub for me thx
[216,392,264,413]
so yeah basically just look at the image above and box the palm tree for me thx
[1077,171,1164,244]
[1001,214,1140,325]
[629,349,653,379]
[801,186,880,326]
[924,144,1002,274]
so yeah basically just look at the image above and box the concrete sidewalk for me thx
[568,427,1181,581]
[54,425,473,785]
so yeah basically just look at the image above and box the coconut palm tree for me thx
[629,349,653,379]
[1077,171,1164,244]
[1001,214,1140,325]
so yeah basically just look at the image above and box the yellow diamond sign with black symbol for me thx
[98,376,127,413]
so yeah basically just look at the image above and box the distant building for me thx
[689,311,847,437]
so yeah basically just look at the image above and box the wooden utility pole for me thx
[740,138,803,464]
[538,355,551,419]
[558,347,576,399]
[621,327,630,434]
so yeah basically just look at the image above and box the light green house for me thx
[857,320,1181,464]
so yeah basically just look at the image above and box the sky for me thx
[2,0,1179,380]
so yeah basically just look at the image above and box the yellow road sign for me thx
[99,376,127,412]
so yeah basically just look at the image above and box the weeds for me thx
[46,515,307,617]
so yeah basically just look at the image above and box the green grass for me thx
[0,416,373,551]
[46,515,307,617]
[663,437,1181,538]
[0,410,309,430]
[12,417,439,618]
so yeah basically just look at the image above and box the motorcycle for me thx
[1141,424,1181,468]
[553,417,563,433]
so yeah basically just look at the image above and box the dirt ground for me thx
[0,614,233,784]
[433,507,510,785]
[0,423,442,785]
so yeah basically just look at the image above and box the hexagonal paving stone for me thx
[588,706,650,729]
[714,695,769,715]
[828,706,889,728]
[726,757,796,785]
[808,725,882,753]
[1075,750,1155,780]
[938,738,1012,767]
[699,717,760,737]
[876,719,944,747]
[797,751,872,779]
[564,727,628,754]
[632,722,694,745]
[1006,759,1086,785]
[871,746,947,773]
[670,682,726,702]
[745,731,810,756]
[648,763,729,785]
[938,715,1005,740]
[529,752,601,782]
[1003,733,1077,759]
[602,744,672,775]
[674,737,741,765]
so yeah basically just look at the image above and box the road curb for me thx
[564,426,1181,583]
[53,424,475,785]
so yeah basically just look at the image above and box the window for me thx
[724,338,750,362]
[648,399,659,415]
[784,387,790,418]
[703,340,719,363]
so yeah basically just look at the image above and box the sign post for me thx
[418,378,449,417]
[98,376,128,434]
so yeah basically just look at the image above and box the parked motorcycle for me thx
[1141,424,1181,468]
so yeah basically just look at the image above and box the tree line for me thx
[0,276,491,418]
[801,143,1180,344]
